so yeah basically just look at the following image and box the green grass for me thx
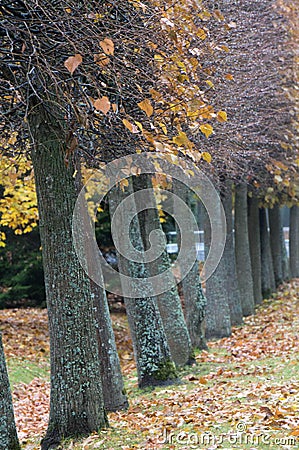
[11,349,299,449]
[7,358,50,387]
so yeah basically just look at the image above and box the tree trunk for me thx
[75,176,128,413]
[269,204,283,287]
[204,191,231,340]
[290,205,299,278]
[91,282,128,411]
[0,333,20,450]
[173,181,208,349]
[248,195,262,304]
[234,184,255,316]
[281,217,290,282]
[29,105,108,450]
[133,174,194,366]
[222,182,243,326]
[108,179,178,388]
[259,208,275,298]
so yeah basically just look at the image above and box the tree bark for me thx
[0,333,20,450]
[29,105,108,450]
[281,217,290,282]
[222,182,243,326]
[108,179,178,388]
[259,208,275,298]
[269,204,283,287]
[173,181,208,349]
[234,184,255,316]
[91,282,128,411]
[290,205,299,278]
[133,174,194,366]
[248,195,262,304]
[204,191,231,340]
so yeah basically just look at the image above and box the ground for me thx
[0,280,298,449]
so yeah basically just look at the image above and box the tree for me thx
[221,181,243,326]
[234,184,255,316]
[269,205,284,287]
[108,179,178,387]
[133,173,194,366]
[204,188,231,340]
[248,194,262,305]
[290,205,299,278]
[0,332,20,450]
[28,104,108,449]
[173,180,207,349]
[259,208,276,298]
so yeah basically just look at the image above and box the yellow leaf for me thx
[8,134,17,145]
[94,96,111,114]
[202,152,212,163]
[119,178,129,192]
[64,54,83,75]
[122,119,133,132]
[217,110,227,123]
[199,124,213,138]
[99,38,114,55]
[122,119,139,133]
[221,45,230,52]
[159,122,167,135]
[134,121,143,131]
[137,99,153,117]
[172,131,192,148]
[197,28,207,40]
[154,54,164,62]
[205,80,214,88]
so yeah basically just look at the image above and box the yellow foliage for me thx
[0,155,38,246]
[199,123,213,138]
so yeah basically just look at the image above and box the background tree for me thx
[0,332,20,450]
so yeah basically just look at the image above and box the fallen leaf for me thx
[64,54,82,75]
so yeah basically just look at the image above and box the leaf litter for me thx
[0,280,298,449]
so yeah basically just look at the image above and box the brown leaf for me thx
[99,38,114,55]
[137,98,154,117]
[94,53,110,67]
[64,54,82,75]
[94,96,111,115]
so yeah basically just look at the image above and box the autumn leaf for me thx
[119,178,129,191]
[202,151,212,163]
[159,122,167,135]
[99,38,114,55]
[94,96,111,115]
[197,28,207,40]
[221,45,230,52]
[64,54,82,75]
[137,99,154,117]
[199,123,213,138]
[172,131,192,148]
[122,119,139,133]
[217,110,227,123]
[225,73,234,80]
[94,53,110,67]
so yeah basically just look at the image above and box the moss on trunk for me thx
[28,104,108,450]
